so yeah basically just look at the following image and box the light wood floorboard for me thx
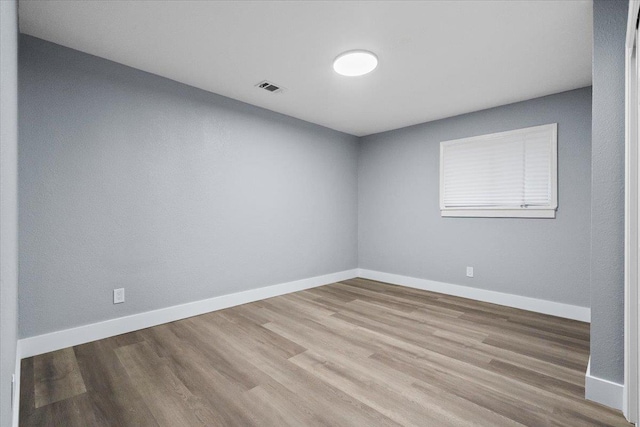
[19,278,631,426]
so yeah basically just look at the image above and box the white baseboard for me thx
[585,357,624,411]
[18,269,358,359]
[356,269,591,322]
[17,267,591,357]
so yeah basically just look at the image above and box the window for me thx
[439,123,557,218]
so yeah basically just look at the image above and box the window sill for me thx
[441,209,556,218]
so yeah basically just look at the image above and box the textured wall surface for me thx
[0,0,19,425]
[590,0,628,384]
[359,88,592,307]
[19,35,358,338]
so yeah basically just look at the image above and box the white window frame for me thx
[439,123,558,219]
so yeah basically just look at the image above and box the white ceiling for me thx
[18,1,593,137]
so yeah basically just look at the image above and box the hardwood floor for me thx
[19,278,631,426]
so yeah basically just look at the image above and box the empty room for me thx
[2,0,640,426]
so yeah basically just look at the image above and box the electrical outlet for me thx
[113,288,125,304]
[466,266,474,278]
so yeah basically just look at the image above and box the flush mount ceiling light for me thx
[333,50,378,77]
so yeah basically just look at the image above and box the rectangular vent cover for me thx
[256,80,285,94]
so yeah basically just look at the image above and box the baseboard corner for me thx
[585,356,624,411]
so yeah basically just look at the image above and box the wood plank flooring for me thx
[19,278,632,426]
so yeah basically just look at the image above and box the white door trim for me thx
[625,1,640,422]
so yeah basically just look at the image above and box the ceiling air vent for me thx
[256,80,285,94]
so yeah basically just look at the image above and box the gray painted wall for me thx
[18,35,358,338]
[359,88,592,307]
[0,0,19,425]
[590,0,627,384]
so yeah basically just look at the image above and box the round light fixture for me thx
[333,50,378,77]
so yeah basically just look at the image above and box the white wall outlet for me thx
[113,288,125,304]
[466,266,474,278]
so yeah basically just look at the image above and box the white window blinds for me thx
[439,123,557,218]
